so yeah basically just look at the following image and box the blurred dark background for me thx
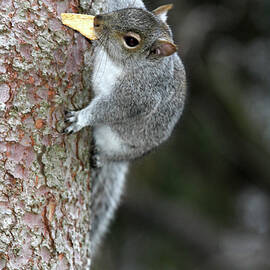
[93,0,270,269]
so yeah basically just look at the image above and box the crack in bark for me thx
[42,205,57,254]
[36,145,47,185]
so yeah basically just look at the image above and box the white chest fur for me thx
[92,48,123,96]
[94,125,126,156]
[92,48,125,155]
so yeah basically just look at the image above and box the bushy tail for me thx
[91,161,129,254]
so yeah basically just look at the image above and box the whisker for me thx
[91,32,109,88]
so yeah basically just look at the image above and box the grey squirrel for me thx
[64,0,186,256]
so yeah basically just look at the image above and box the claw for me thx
[63,127,74,135]
[66,112,73,118]
[64,118,73,124]
[64,109,75,117]
[63,110,80,135]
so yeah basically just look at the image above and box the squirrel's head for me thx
[93,4,177,65]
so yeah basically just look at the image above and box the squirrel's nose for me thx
[94,15,104,28]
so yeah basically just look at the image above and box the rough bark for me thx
[0,0,102,269]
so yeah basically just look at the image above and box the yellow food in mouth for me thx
[61,13,98,40]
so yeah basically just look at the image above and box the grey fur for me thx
[65,0,186,256]
[103,0,145,13]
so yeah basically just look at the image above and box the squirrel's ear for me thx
[152,4,173,22]
[151,39,177,58]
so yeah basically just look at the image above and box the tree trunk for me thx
[0,0,102,268]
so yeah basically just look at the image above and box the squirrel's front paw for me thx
[63,110,83,134]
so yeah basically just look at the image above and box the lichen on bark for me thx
[0,0,96,268]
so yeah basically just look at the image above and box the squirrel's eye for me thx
[124,36,139,47]
[123,32,141,49]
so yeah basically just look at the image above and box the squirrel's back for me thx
[105,0,145,12]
